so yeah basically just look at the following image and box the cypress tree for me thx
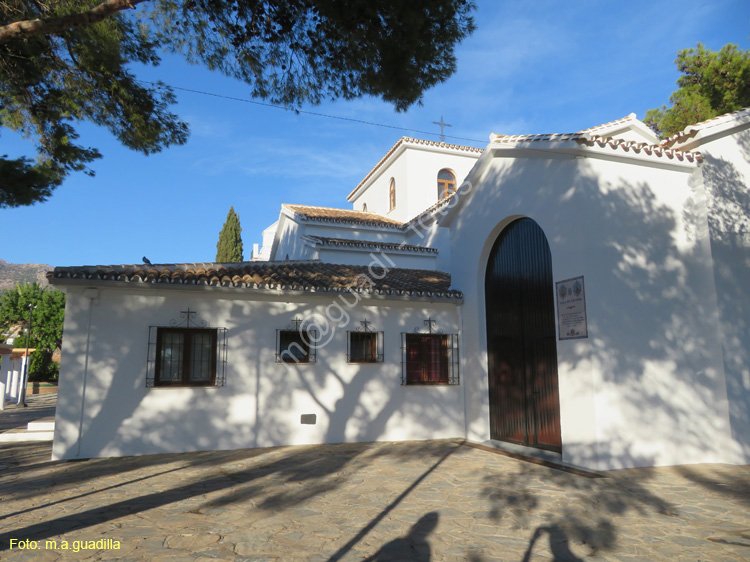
[216,207,244,262]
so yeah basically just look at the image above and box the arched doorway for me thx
[485,218,562,451]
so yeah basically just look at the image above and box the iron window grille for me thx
[401,318,459,385]
[276,317,317,364]
[347,319,384,363]
[146,308,227,388]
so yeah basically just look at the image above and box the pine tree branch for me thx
[0,0,149,44]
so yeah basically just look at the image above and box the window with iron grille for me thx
[154,328,218,387]
[146,309,228,388]
[276,322,317,364]
[348,330,384,363]
[401,327,459,385]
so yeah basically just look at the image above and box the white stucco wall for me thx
[301,223,405,245]
[695,126,750,464]
[351,150,408,220]
[448,145,734,470]
[315,248,438,270]
[402,149,479,219]
[270,216,443,270]
[253,220,278,261]
[53,285,463,460]
[350,143,480,223]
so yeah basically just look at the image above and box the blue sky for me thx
[1,0,748,267]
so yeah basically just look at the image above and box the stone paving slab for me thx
[0,394,56,433]
[0,439,748,561]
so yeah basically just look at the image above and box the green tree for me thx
[216,206,244,262]
[645,43,750,137]
[0,282,66,380]
[0,0,476,207]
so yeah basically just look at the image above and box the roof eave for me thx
[48,276,463,302]
[486,139,701,169]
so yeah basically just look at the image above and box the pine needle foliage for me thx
[0,0,476,207]
[645,43,750,137]
[216,206,244,262]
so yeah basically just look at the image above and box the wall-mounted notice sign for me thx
[556,276,588,340]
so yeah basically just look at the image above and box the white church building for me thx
[48,108,750,471]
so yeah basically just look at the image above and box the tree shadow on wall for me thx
[699,144,750,463]
[453,152,741,469]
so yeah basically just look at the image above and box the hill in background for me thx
[0,259,51,291]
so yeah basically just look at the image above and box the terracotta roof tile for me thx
[580,136,702,162]
[489,132,701,163]
[490,114,646,143]
[490,132,588,143]
[304,236,438,254]
[48,262,462,299]
[661,106,750,147]
[284,204,404,228]
[489,113,701,162]
[577,113,639,135]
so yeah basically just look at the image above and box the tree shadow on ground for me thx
[0,439,460,551]
[674,464,750,507]
[477,448,677,560]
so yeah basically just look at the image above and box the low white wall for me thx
[53,287,463,460]
[699,128,750,464]
[449,147,735,470]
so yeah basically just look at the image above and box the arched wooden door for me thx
[485,218,562,451]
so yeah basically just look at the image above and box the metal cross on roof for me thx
[359,319,373,332]
[432,116,452,143]
[290,317,304,330]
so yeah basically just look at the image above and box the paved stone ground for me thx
[0,394,56,433]
[0,434,749,562]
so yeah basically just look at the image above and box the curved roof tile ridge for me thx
[284,204,404,228]
[661,106,750,147]
[489,130,701,163]
[490,132,586,143]
[490,113,652,146]
[583,135,702,162]
[577,113,637,134]
[48,262,463,299]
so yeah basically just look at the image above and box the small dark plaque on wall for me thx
[300,414,317,425]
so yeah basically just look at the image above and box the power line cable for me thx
[137,80,486,145]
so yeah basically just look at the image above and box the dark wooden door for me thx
[485,218,561,451]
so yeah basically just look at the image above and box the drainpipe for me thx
[75,288,99,458]
[458,303,468,439]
